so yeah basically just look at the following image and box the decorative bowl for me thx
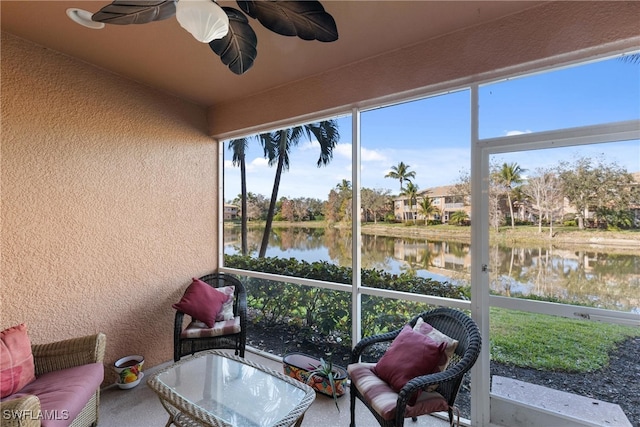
[114,355,144,389]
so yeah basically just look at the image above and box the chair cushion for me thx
[0,324,36,398]
[173,278,227,328]
[348,363,449,421]
[215,285,235,322]
[413,317,459,371]
[372,325,446,395]
[18,362,103,427]
[180,317,241,339]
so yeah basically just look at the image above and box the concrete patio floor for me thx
[100,348,453,427]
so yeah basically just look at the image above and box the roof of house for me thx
[394,185,462,201]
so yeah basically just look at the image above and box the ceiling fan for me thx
[84,0,338,75]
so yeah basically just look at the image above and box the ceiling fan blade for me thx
[92,1,176,25]
[209,7,258,75]
[237,1,338,42]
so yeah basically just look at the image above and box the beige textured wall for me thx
[1,33,218,382]
[208,1,640,137]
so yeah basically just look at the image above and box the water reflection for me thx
[224,226,639,312]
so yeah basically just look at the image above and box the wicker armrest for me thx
[350,329,401,363]
[398,368,460,401]
[32,333,106,376]
[0,394,41,427]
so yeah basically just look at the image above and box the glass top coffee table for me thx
[147,350,315,427]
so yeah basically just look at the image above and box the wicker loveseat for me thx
[0,331,106,427]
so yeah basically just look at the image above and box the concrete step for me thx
[491,375,632,427]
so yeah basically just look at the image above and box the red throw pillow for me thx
[373,325,446,394]
[1,324,36,398]
[172,278,227,328]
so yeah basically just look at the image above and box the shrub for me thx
[224,254,469,339]
[384,214,397,223]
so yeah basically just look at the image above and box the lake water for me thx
[224,226,640,313]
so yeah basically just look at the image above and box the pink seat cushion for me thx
[180,317,241,339]
[348,362,449,420]
[17,362,103,427]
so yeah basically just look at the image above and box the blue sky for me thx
[224,54,640,201]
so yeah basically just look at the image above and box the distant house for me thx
[224,204,239,220]
[393,185,470,223]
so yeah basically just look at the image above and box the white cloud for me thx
[247,157,269,170]
[504,129,533,136]
[298,141,318,151]
[334,143,388,163]
[334,144,352,158]
[362,147,388,162]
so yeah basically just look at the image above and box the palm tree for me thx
[497,162,526,229]
[449,210,470,226]
[400,181,419,223]
[385,161,416,193]
[335,179,351,194]
[228,138,249,255]
[417,195,439,225]
[258,121,340,257]
[511,185,528,222]
[620,52,640,64]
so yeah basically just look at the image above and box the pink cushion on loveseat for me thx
[17,362,103,427]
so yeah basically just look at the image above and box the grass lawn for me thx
[490,307,639,372]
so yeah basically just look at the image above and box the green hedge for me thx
[225,254,470,345]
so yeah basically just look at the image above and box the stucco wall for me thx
[208,1,640,138]
[1,32,218,382]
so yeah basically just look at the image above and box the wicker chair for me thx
[1,333,106,427]
[174,273,247,362]
[349,308,481,427]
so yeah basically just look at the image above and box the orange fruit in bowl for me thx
[122,372,138,383]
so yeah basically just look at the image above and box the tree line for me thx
[453,155,639,232]
[229,122,638,257]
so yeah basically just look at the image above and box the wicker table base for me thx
[147,350,315,427]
